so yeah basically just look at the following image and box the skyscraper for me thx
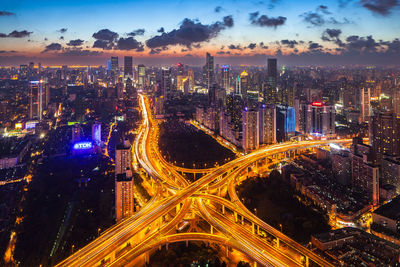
[361,87,371,123]
[111,56,119,83]
[138,64,146,89]
[203,52,214,90]
[115,140,134,222]
[221,65,230,92]
[29,80,50,120]
[92,122,101,146]
[259,104,276,145]
[369,112,400,161]
[242,107,259,152]
[124,56,133,79]
[20,65,28,81]
[267,58,277,88]
[161,67,171,98]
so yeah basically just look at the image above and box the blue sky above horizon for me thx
[1,0,400,66]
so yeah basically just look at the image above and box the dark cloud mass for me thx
[228,44,242,50]
[146,16,234,48]
[42,43,62,53]
[301,11,325,26]
[93,39,113,49]
[215,6,222,13]
[92,29,118,41]
[309,42,323,49]
[248,43,257,49]
[115,37,144,51]
[157,27,165,33]
[127,29,145,36]
[60,48,102,56]
[67,39,84,46]
[281,39,298,48]
[0,30,32,38]
[361,0,399,15]
[0,50,17,53]
[58,28,67,33]
[0,11,15,16]
[249,12,287,28]
[322,28,344,46]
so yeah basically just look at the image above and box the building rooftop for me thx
[373,195,400,221]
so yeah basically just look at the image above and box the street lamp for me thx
[279,224,283,232]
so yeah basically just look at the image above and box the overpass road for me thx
[56,94,350,267]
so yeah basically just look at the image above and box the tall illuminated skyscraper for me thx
[161,67,171,98]
[203,52,214,90]
[29,80,49,121]
[111,56,119,83]
[259,104,276,145]
[267,58,277,88]
[115,140,134,222]
[221,65,230,92]
[138,64,146,89]
[124,56,133,80]
[242,107,259,152]
[92,122,101,146]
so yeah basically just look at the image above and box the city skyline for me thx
[1,0,400,66]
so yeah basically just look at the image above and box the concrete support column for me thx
[241,215,244,225]
[225,246,229,257]
[276,237,279,248]
[254,261,257,267]
[222,205,225,214]
[252,222,255,234]
[305,256,309,267]
[234,211,238,223]
[211,225,214,234]
[257,225,260,235]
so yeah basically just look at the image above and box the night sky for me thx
[0,0,399,66]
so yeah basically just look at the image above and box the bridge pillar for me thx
[176,204,180,213]
[252,222,255,234]
[222,205,225,214]
[305,256,309,267]
[257,225,260,235]
[276,237,279,248]
[218,187,221,196]
[234,211,238,223]
[211,225,214,234]
[241,215,244,225]
[110,251,116,262]
[144,252,149,264]
[225,246,229,257]
[254,261,257,267]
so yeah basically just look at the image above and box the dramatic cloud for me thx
[215,6,222,12]
[249,12,287,28]
[149,48,162,54]
[281,39,298,48]
[58,28,67,33]
[0,11,15,16]
[301,11,325,26]
[318,5,331,14]
[127,28,145,36]
[309,42,323,49]
[0,50,17,53]
[146,16,234,48]
[345,35,380,52]
[157,27,165,33]
[59,48,103,56]
[115,37,144,51]
[228,44,242,50]
[259,42,269,49]
[360,0,399,15]
[42,43,62,53]
[322,28,344,46]
[66,39,84,46]
[216,51,230,55]
[0,30,32,38]
[92,29,119,49]
[92,29,118,42]
[248,43,257,49]
[59,36,64,40]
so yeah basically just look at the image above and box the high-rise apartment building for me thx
[115,140,134,222]
[203,53,214,90]
[242,107,259,152]
[29,80,50,120]
[124,56,133,79]
[138,64,146,89]
[221,65,230,92]
[161,68,171,98]
[259,104,276,145]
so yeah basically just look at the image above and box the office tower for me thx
[177,62,184,75]
[393,88,400,117]
[111,56,119,83]
[242,107,259,152]
[72,123,81,143]
[117,82,124,100]
[161,67,171,97]
[138,64,146,89]
[259,104,276,145]
[300,102,335,137]
[276,105,296,142]
[92,122,101,145]
[351,138,379,205]
[381,155,400,194]
[203,52,214,90]
[267,58,277,88]
[115,140,134,222]
[20,65,28,80]
[124,56,133,80]
[187,68,194,91]
[221,65,230,92]
[369,112,400,161]
[361,87,371,123]
[29,80,50,120]
[38,62,42,75]
[239,70,249,99]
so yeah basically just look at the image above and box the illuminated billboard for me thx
[73,142,93,150]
